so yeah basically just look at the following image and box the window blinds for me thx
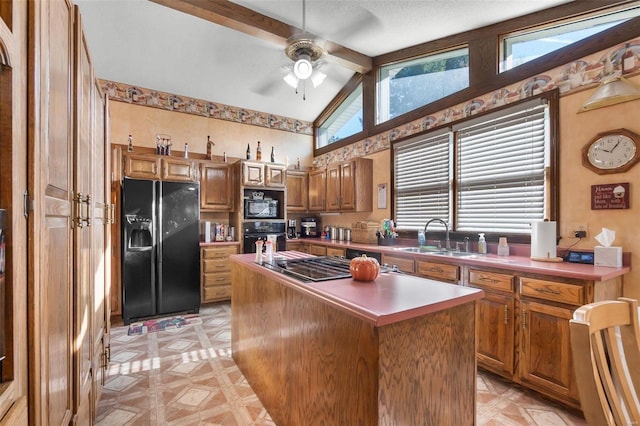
[394,131,451,229]
[393,99,549,233]
[455,103,548,233]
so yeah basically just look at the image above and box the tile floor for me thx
[96,302,587,426]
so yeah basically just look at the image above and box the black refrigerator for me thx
[121,178,200,324]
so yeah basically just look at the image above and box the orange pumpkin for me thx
[349,254,380,282]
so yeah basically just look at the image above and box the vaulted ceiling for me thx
[74,0,574,122]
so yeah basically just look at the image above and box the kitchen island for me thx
[230,252,484,425]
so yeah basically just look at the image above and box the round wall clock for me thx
[582,128,640,174]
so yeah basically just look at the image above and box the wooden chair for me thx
[570,297,640,425]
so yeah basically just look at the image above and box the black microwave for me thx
[244,198,279,219]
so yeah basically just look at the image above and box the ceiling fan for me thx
[150,0,376,97]
[281,0,328,98]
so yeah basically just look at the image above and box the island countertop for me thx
[229,252,484,326]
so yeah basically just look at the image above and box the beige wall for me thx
[558,75,640,299]
[109,102,313,165]
[110,76,640,299]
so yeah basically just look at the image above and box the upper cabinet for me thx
[200,161,235,212]
[242,161,286,188]
[123,153,160,180]
[161,157,197,182]
[326,158,373,212]
[286,170,308,211]
[123,153,197,182]
[308,168,326,212]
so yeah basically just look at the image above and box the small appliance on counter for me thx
[300,217,319,238]
[287,219,297,239]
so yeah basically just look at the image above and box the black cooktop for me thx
[262,256,353,282]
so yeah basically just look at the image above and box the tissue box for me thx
[594,246,622,267]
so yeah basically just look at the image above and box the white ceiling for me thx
[74,0,573,122]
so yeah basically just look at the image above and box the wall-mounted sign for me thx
[591,182,629,210]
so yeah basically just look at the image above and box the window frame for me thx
[500,4,640,72]
[391,90,558,244]
[313,3,640,158]
[317,82,363,149]
[377,45,470,125]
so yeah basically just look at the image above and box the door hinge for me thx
[23,191,33,218]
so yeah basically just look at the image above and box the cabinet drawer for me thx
[469,270,513,292]
[202,246,237,258]
[417,261,459,282]
[520,277,584,306]
[326,247,346,257]
[203,272,232,286]
[203,259,231,273]
[382,255,415,274]
[203,285,231,301]
[308,244,327,256]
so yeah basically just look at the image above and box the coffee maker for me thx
[287,219,297,239]
[300,217,319,238]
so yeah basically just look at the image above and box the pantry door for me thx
[28,0,75,424]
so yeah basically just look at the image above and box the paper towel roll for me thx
[531,221,557,259]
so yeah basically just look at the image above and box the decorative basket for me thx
[351,221,379,244]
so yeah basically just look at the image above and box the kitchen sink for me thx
[394,247,479,258]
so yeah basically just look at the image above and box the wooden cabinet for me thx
[124,153,196,182]
[286,170,308,211]
[326,158,373,212]
[124,153,160,179]
[200,161,235,211]
[308,168,326,211]
[326,247,345,257]
[201,245,238,303]
[161,157,196,181]
[286,240,308,253]
[242,161,263,186]
[518,276,584,407]
[468,269,515,377]
[265,163,286,187]
[242,161,286,187]
[416,260,459,283]
[382,255,415,274]
[29,3,112,423]
[308,244,327,256]
[462,266,622,410]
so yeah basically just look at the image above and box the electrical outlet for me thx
[571,223,588,239]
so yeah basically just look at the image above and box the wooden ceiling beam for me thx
[149,0,372,74]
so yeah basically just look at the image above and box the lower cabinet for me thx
[201,244,238,303]
[466,267,622,410]
[308,244,327,256]
[518,277,584,407]
[468,269,515,377]
[416,260,459,283]
[382,254,415,274]
[286,240,308,253]
[326,247,345,257]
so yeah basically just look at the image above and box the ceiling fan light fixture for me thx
[310,69,326,88]
[283,71,299,88]
[293,54,313,80]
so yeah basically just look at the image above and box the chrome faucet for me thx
[423,218,450,250]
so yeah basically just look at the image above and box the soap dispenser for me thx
[478,233,487,254]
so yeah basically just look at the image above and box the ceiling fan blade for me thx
[250,65,291,96]
[330,6,383,45]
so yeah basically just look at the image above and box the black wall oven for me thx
[243,221,286,254]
